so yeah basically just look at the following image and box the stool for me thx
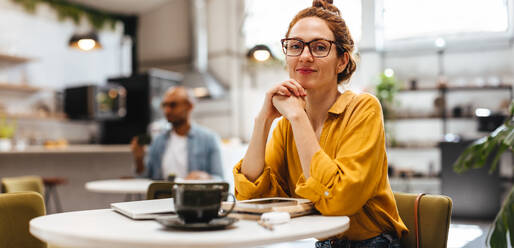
[42,177,67,213]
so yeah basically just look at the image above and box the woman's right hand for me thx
[258,79,306,121]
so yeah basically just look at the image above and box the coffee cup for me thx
[173,182,235,223]
[167,173,176,182]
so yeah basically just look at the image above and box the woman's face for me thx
[286,17,347,90]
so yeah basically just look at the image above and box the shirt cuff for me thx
[233,159,271,200]
[295,150,336,202]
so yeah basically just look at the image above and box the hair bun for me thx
[312,0,340,16]
[313,0,333,5]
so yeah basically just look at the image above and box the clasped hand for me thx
[271,79,306,120]
[260,79,307,121]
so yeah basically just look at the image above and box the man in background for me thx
[131,86,223,180]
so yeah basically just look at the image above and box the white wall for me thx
[0,0,128,88]
[0,0,129,143]
[138,0,190,69]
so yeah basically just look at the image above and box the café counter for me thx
[0,145,134,211]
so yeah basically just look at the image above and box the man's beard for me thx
[170,118,187,127]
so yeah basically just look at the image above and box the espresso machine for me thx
[100,69,182,144]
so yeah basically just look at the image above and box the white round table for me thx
[85,179,153,194]
[30,209,349,248]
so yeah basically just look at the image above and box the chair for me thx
[0,191,47,248]
[1,175,66,213]
[1,176,45,195]
[42,177,67,213]
[147,181,175,200]
[394,192,452,248]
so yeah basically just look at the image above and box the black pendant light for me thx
[69,32,102,51]
[247,44,273,62]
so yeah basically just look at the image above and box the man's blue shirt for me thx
[140,124,224,180]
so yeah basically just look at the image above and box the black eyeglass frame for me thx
[280,38,345,58]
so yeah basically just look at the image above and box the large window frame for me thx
[377,0,514,52]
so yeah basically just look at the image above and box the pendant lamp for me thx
[69,32,102,51]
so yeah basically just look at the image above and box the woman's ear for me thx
[337,52,349,74]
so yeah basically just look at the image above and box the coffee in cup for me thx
[173,182,235,223]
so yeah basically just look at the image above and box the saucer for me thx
[156,216,238,230]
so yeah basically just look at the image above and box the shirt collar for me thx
[328,90,356,115]
[167,123,197,138]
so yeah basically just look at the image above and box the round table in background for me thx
[85,178,153,201]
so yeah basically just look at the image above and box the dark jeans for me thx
[315,233,401,248]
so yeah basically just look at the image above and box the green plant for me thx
[375,71,399,119]
[454,100,514,248]
[375,71,400,147]
[0,116,17,139]
[10,0,119,30]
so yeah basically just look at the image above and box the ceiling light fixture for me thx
[69,32,102,51]
[247,45,273,62]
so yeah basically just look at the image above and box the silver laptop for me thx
[111,198,176,220]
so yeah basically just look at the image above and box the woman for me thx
[233,0,407,247]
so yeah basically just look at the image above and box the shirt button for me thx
[324,191,329,196]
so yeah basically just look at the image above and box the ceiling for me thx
[67,0,172,15]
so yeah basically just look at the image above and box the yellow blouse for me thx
[233,90,408,241]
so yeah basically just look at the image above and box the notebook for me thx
[222,197,314,220]
[111,198,176,220]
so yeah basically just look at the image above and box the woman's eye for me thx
[315,45,327,51]
[289,44,301,50]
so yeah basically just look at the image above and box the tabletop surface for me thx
[85,178,153,194]
[30,209,349,248]
[85,178,228,194]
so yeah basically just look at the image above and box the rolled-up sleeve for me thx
[233,118,290,200]
[295,96,386,216]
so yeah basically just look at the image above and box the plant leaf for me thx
[489,205,508,248]
[489,144,507,174]
[508,194,514,248]
[488,187,513,248]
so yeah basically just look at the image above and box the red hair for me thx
[285,0,356,83]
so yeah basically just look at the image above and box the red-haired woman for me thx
[234,0,407,247]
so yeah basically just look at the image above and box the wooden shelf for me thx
[446,85,512,92]
[0,53,32,64]
[0,145,130,155]
[0,83,40,93]
[387,141,438,149]
[388,115,475,120]
[398,84,512,92]
[0,112,66,121]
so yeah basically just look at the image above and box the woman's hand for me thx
[258,79,306,121]
[272,94,306,120]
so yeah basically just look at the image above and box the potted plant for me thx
[453,100,513,248]
[375,70,400,147]
[0,116,16,151]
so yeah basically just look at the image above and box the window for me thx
[383,0,510,40]
[244,0,361,60]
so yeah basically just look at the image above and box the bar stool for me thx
[42,177,67,213]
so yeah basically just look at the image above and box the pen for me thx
[257,220,274,231]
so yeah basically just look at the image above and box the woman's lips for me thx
[296,68,316,75]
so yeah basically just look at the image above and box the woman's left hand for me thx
[272,94,306,120]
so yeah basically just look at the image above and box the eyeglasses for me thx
[161,101,182,109]
[281,38,340,58]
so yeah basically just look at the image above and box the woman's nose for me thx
[299,46,314,61]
